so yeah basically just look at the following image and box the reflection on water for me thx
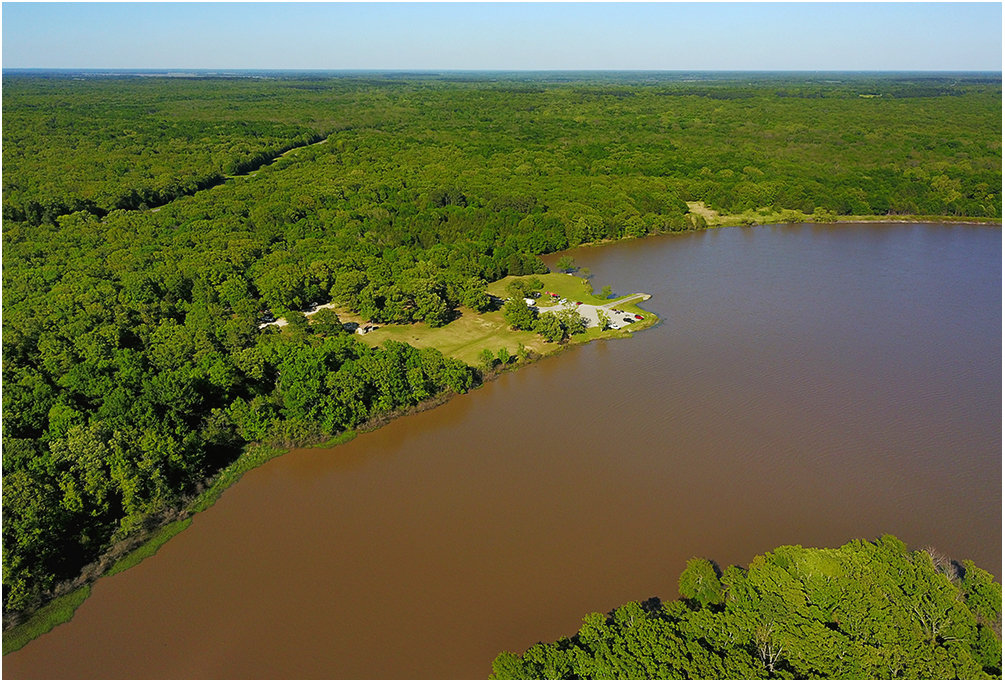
[5,223,1000,679]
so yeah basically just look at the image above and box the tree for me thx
[505,276,544,300]
[506,279,530,299]
[413,290,451,327]
[679,557,723,607]
[556,255,576,273]
[534,313,564,343]
[515,342,529,361]
[525,275,544,292]
[600,284,613,299]
[597,309,611,331]
[461,277,492,312]
[558,308,587,336]
[496,348,511,365]
[502,298,537,331]
[754,621,785,674]
[478,348,496,371]
[309,307,343,335]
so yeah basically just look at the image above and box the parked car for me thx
[623,317,633,323]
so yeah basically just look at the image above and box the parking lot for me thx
[535,293,649,330]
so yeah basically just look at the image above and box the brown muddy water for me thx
[5,223,1000,679]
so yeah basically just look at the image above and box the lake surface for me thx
[5,223,1000,679]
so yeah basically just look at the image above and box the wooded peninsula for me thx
[492,536,1002,679]
[2,71,1001,655]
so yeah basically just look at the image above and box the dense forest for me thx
[492,536,1002,679]
[2,72,1001,621]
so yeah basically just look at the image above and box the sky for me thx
[2,2,1002,71]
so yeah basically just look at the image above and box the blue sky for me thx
[2,3,1001,71]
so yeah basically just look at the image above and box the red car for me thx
[634,314,643,320]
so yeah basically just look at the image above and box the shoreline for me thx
[2,297,658,654]
[2,214,993,653]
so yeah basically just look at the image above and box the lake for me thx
[4,222,1000,679]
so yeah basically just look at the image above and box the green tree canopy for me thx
[492,536,1002,680]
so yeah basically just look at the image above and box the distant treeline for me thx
[2,74,1001,620]
[3,74,1001,227]
[492,536,1002,680]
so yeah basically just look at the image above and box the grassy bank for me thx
[2,587,91,656]
[2,442,289,655]
[103,519,193,578]
[688,201,1002,228]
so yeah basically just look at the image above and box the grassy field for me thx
[486,272,606,305]
[361,308,550,366]
[362,272,657,366]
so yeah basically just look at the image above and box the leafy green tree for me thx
[678,557,723,607]
[309,307,344,335]
[525,276,544,292]
[558,308,588,336]
[478,348,496,371]
[461,277,492,312]
[597,309,611,331]
[503,298,537,331]
[515,342,529,361]
[534,313,565,343]
[414,289,451,327]
[506,279,531,300]
[556,255,577,273]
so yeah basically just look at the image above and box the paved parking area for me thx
[536,293,650,329]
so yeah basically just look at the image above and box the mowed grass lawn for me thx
[360,273,656,366]
[361,307,554,366]
[487,272,606,306]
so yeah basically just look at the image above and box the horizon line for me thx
[5,67,1002,74]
